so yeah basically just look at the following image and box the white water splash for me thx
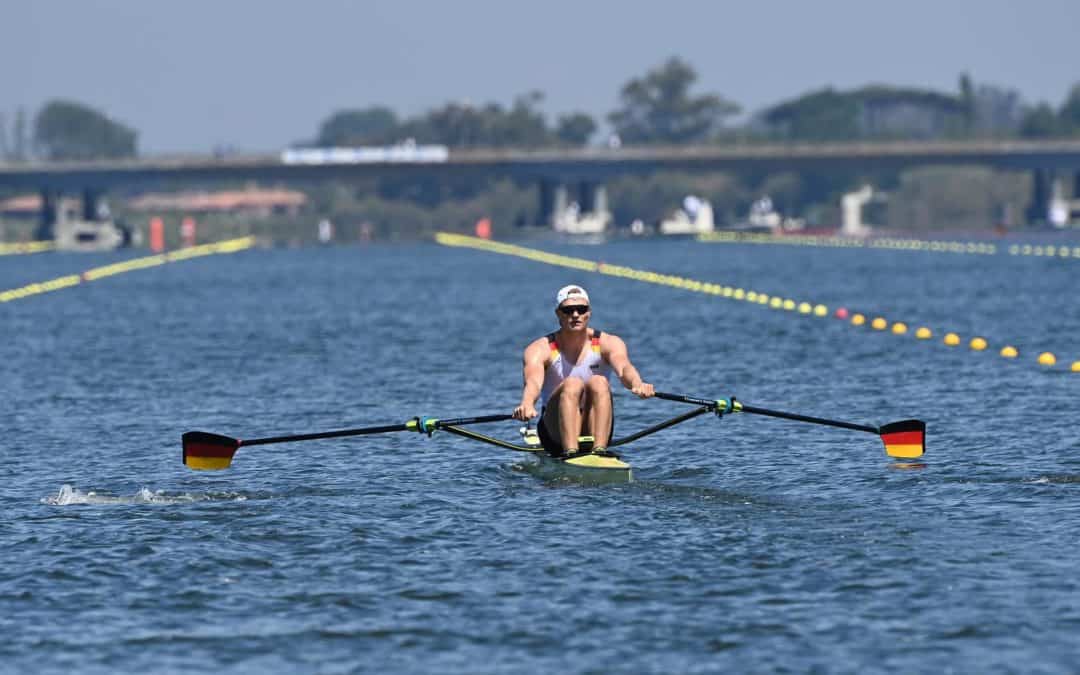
[42,484,249,506]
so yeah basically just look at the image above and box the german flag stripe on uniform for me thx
[879,420,926,458]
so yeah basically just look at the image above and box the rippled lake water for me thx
[2,237,1079,673]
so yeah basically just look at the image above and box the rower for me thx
[512,284,655,457]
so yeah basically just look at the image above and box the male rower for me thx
[512,284,654,456]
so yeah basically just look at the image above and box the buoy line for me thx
[435,232,1079,373]
[0,241,55,255]
[0,237,255,304]
[699,231,1080,260]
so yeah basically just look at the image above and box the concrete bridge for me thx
[3,138,1080,233]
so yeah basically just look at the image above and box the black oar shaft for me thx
[655,391,879,435]
[238,414,513,448]
[439,414,513,427]
[241,423,409,447]
[609,406,713,448]
[737,404,878,435]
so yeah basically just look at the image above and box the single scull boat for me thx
[182,393,925,481]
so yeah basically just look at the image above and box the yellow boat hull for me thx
[529,450,633,483]
[518,427,632,482]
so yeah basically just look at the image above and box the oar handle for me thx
[655,392,721,408]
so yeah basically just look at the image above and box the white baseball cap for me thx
[555,284,590,308]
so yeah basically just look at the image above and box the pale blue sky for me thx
[4,0,1078,153]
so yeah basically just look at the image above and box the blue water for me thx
[2,239,1079,673]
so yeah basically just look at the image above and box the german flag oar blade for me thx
[879,420,926,459]
[183,431,241,470]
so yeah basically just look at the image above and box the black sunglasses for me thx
[558,305,591,316]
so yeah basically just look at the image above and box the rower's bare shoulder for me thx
[523,336,551,361]
[599,331,627,350]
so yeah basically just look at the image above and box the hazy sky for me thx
[4,0,1078,154]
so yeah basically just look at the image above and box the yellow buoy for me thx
[1000,346,1018,358]
[852,313,866,326]
[1072,361,1080,372]
[892,322,908,335]
[944,333,960,346]
[733,288,745,300]
[798,302,812,314]
[782,299,796,311]
[970,337,988,351]
[770,297,783,309]
[915,327,932,340]
[871,317,887,330]
[1038,352,1057,366]
[813,304,828,317]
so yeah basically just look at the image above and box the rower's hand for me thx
[512,403,537,421]
[631,382,655,399]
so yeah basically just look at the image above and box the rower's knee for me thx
[586,375,611,396]
[561,377,586,398]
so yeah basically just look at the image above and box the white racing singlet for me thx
[538,329,612,408]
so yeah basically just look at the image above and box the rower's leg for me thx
[556,377,586,453]
[584,375,613,448]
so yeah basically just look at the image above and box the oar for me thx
[655,391,925,458]
[182,413,513,470]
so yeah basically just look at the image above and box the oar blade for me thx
[879,420,926,459]
[183,431,240,470]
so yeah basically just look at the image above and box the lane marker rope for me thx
[0,237,255,303]
[0,241,55,256]
[699,231,1080,260]
[435,232,1077,372]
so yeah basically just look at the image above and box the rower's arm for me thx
[519,340,547,406]
[605,335,640,387]
[604,334,654,398]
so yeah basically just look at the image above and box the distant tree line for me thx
[0,100,137,162]
[4,59,1080,163]
[6,58,1080,239]
[302,60,1080,150]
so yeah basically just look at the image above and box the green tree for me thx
[555,112,597,146]
[1058,83,1080,135]
[316,106,399,146]
[33,100,137,160]
[608,57,741,144]
[762,88,859,141]
[14,107,28,160]
[401,92,552,148]
[1019,103,1059,138]
[489,91,551,147]
[959,72,976,132]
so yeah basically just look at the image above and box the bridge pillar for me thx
[1027,169,1051,225]
[577,181,595,213]
[36,189,58,240]
[82,188,103,221]
[537,179,556,226]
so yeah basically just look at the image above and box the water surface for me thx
[2,239,1078,673]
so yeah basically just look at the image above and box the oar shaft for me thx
[238,413,514,448]
[241,423,409,447]
[655,391,878,435]
[438,414,514,427]
[609,406,713,448]
[737,404,878,435]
